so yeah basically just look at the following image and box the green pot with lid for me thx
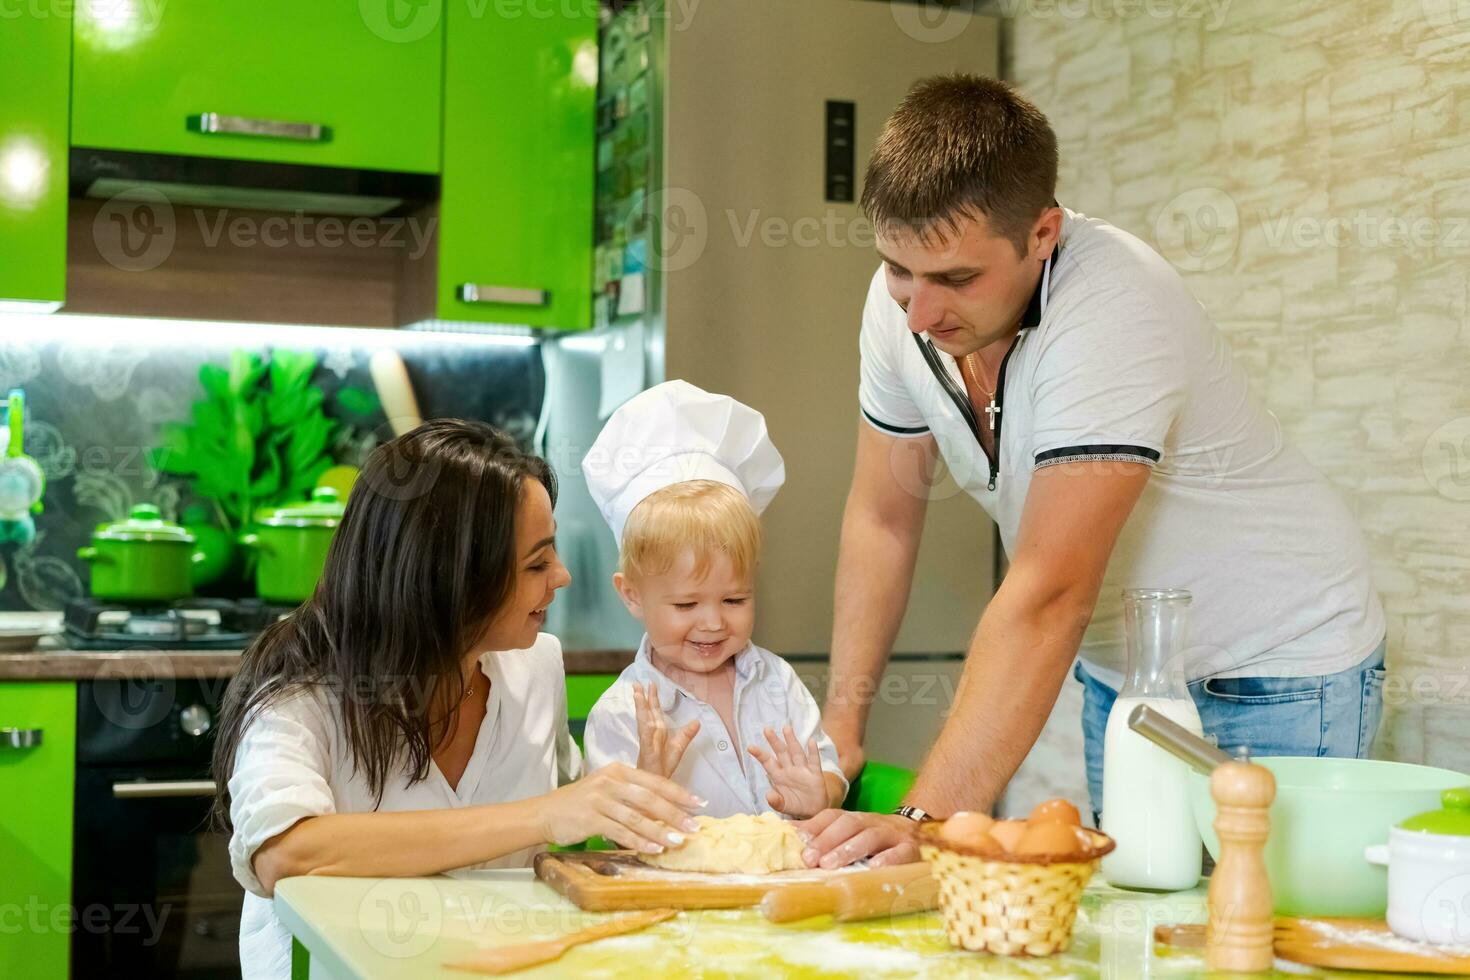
[239,487,345,604]
[77,503,205,602]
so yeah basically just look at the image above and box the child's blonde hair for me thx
[619,480,762,583]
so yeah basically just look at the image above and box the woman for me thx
[213,420,701,979]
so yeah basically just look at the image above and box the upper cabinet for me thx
[0,2,71,308]
[437,2,597,330]
[71,0,444,174]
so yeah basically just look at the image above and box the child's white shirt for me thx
[583,635,848,817]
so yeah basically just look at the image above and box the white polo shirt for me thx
[859,207,1384,684]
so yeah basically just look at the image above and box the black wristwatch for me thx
[893,805,933,823]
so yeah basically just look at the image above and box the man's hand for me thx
[748,726,828,818]
[632,682,699,779]
[795,810,919,869]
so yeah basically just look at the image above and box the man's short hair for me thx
[861,73,1058,255]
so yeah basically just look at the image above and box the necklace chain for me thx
[963,353,997,401]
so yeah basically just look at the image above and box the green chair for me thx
[842,760,916,814]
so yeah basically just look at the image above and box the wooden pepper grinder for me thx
[1207,758,1276,972]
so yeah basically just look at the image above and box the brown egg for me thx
[1016,820,1084,858]
[987,819,1028,854]
[1029,799,1083,827]
[939,811,996,847]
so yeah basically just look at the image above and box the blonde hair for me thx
[619,480,762,583]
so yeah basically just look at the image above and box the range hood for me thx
[69,147,438,217]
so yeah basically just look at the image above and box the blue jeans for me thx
[1077,641,1387,820]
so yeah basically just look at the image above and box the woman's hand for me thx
[539,762,702,854]
[748,725,828,818]
[632,681,700,778]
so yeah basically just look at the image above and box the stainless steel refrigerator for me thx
[541,0,1002,769]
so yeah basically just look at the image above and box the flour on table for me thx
[639,813,807,874]
[1295,918,1470,957]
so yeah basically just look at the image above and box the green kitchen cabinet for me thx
[437,2,597,330]
[71,0,444,174]
[0,1,71,309]
[0,683,76,979]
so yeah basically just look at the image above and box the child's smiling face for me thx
[615,550,755,674]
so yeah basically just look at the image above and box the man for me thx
[800,75,1385,869]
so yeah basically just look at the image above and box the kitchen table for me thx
[275,870,1427,979]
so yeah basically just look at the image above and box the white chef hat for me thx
[581,380,785,545]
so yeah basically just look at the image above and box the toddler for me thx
[581,382,848,818]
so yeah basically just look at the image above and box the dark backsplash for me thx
[0,320,543,611]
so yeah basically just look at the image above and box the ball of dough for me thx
[638,813,808,874]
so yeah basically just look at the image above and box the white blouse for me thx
[227,633,582,980]
[583,636,846,819]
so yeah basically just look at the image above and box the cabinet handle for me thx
[458,284,550,307]
[112,779,217,799]
[0,728,42,749]
[187,113,328,143]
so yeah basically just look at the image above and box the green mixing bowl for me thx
[1190,757,1470,917]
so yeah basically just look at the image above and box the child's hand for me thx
[748,725,828,819]
[632,682,700,779]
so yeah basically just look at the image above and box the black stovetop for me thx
[62,597,292,650]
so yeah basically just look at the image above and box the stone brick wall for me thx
[1004,0,1470,770]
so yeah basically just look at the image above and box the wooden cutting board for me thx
[534,851,934,918]
[1155,918,1470,974]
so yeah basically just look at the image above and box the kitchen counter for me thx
[0,645,637,680]
[275,870,1400,979]
[0,641,966,681]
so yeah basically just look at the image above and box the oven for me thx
[71,677,243,978]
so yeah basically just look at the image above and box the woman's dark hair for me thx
[211,419,556,829]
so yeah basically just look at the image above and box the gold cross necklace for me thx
[962,352,1000,431]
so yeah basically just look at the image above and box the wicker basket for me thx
[918,823,1115,957]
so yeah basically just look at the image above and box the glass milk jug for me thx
[1100,588,1205,891]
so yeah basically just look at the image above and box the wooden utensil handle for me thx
[561,907,677,944]
[1155,923,1207,949]
[760,882,838,923]
[446,908,678,975]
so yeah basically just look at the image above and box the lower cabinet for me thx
[0,682,76,979]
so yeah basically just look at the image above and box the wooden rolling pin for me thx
[444,908,677,975]
[760,862,936,923]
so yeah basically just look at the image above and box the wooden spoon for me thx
[444,908,677,975]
